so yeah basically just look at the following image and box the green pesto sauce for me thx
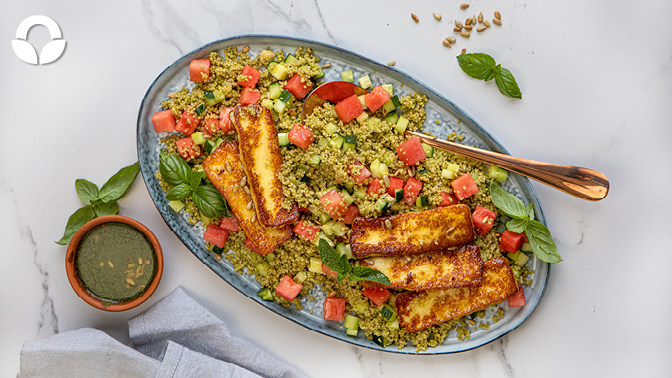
[75,222,156,304]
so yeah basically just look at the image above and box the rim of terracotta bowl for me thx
[65,215,163,311]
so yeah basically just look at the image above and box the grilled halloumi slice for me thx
[349,204,475,258]
[232,105,299,228]
[360,244,483,291]
[202,141,292,256]
[395,257,518,333]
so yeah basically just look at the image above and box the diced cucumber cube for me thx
[321,220,335,236]
[261,98,274,110]
[380,304,397,321]
[267,62,289,80]
[293,271,307,284]
[313,66,325,79]
[325,122,339,134]
[386,318,400,330]
[356,112,369,124]
[340,190,354,205]
[214,137,224,151]
[488,165,509,183]
[191,132,205,145]
[257,287,273,301]
[394,189,404,202]
[416,195,429,207]
[346,328,358,337]
[204,140,216,154]
[331,222,348,237]
[441,169,456,179]
[278,89,293,103]
[382,84,394,96]
[381,99,396,116]
[359,74,372,89]
[309,257,323,273]
[390,95,401,107]
[273,98,287,114]
[372,335,390,347]
[307,154,321,165]
[344,314,360,330]
[376,198,390,213]
[353,189,367,199]
[521,242,533,252]
[204,89,225,106]
[195,103,206,116]
[383,111,399,124]
[343,182,354,194]
[329,134,345,149]
[277,132,289,146]
[265,253,276,263]
[447,163,460,172]
[370,159,382,178]
[256,263,270,277]
[395,116,409,134]
[336,242,348,257]
[168,200,185,213]
[421,143,435,158]
[342,135,356,152]
[318,137,329,147]
[284,53,299,63]
[379,163,389,177]
[318,212,331,224]
[341,70,354,83]
[268,82,283,99]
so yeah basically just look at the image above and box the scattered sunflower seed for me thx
[411,13,419,22]
[246,201,254,210]
[215,253,222,260]
[127,278,136,286]
[232,184,239,193]
[404,256,412,264]
[464,25,473,31]
[461,31,470,38]
[321,63,331,68]
[455,20,463,28]
[240,176,247,187]
[442,40,452,48]
[387,61,396,66]
[383,175,391,186]
[461,48,467,54]
[225,163,232,173]
[493,18,502,26]
[433,13,442,21]
[477,26,487,32]
[453,27,462,32]
[167,93,176,98]
[483,19,491,27]
[242,45,250,53]
[467,319,477,326]
[478,12,483,23]
[251,212,256,223]
[460,3,470,9]
[244,186,251,195]
[446,36,457,44]
[472,15,477,25]
[385,219,393,229]
[465,17,471,26]
[108,261,114,268]
[494,10,501,20]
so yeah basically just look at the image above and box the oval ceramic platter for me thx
[137,35,550,354]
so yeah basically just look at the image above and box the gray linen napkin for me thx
[18,287,309,378]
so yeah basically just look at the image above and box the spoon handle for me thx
[406,131,609,201]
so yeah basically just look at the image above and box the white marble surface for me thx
[2,0,671,377]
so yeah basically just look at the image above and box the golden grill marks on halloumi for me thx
[202,141,292,256]
[395,257,519,333]
[349,204,475,258]
[360,244,483,291]
[232,105,300,228]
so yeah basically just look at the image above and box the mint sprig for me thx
[489,181,562,263]
[457,53,522,99]
[56,162,140,245]
[318,239,391,285]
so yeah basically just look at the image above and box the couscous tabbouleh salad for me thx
[149,45,547,351]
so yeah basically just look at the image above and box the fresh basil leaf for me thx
[350,266,391,286]
[489,181,527,219]
[495,66,522,99]
[457,53,497,81]
[93,201,119,217]
[165,183,193,201]
[97,162,140,203]
[484,64,499,82]
[55,205,95,245]
[525,220,562,263]
[189,170,205,191]
[506,217,528,233]
[159,153,191,186]
[526,203,535,221]
[319,239,341,273]
[75,179,99,205]
[193,185,228,218]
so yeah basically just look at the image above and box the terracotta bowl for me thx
[65,215,163,311]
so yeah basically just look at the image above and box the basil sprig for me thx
[56,162,140,245]
[318,239,391,285]
[457,53,522,99]
[159,152,230,218]
[489,181,562,263]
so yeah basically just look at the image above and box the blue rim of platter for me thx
[137,34,550,355]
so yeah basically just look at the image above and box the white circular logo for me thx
[12,15,66,65]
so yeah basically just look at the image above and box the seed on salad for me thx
[464,25,472,31]
[127,278,136,286]
[453,27,462,32]
[168,93,176,98]
[242,45,250,53]
[240,176,247,187]
[454,20,463,28]
[215,254,222,261]
[225,163,232,173]
[478,12,483,23]
[383,175,391,186]
[494,10,501,20]
[492,18,502,26]
[477,26,487,32]
[467,319,476,326]
[446,36,457,44]
[321,63,331,68]
[408,167,414,177]
[483,19,491,27]
[384,219,393,229]
[244,186,251,195]
[442,40,452,48]
[251,213,256,223]
[246,201,254,210]
[387,61,396,66]
[232,184,239,193]
[461,31,470,38]
[411,13,419,22]
[404,256,412,263]
[460,3,470,9]
[433,13,442,21]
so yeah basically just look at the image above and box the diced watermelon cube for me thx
[403,177,423,206]
[334,94,364,124]
[347,160,371,184]
[293,220,320,241]
[202,117,219,136]
[500,230,525,253]
[189,58,210,82]
[203,224,229,248]
[322,263,338,279]
[386,176,405,197]
[284,73,313,99]
[362,288,393,307]
[451,173,479,200]
[396,137,427,166]
[508,285,526,307]
[175,109,200,135]
[176,137,202,161]
[239,87,261,106]
[439,192,459,207]
[320,189,348,220]
[323,297,346,321]
[219,217,240,232]
[276,275,303,301]
[342,204,361,225]
[367,178,385,197]
[219,107,234,134]
[364,85,392,113]
[237,65,261,88]
[151,110,176,133]
[288,123,314,149]
[472,205,497,236]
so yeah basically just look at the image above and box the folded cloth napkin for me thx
[19,287,308,378]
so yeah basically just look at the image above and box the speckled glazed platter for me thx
[137,35,549,354]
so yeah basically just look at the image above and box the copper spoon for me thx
[302,81,609,201]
